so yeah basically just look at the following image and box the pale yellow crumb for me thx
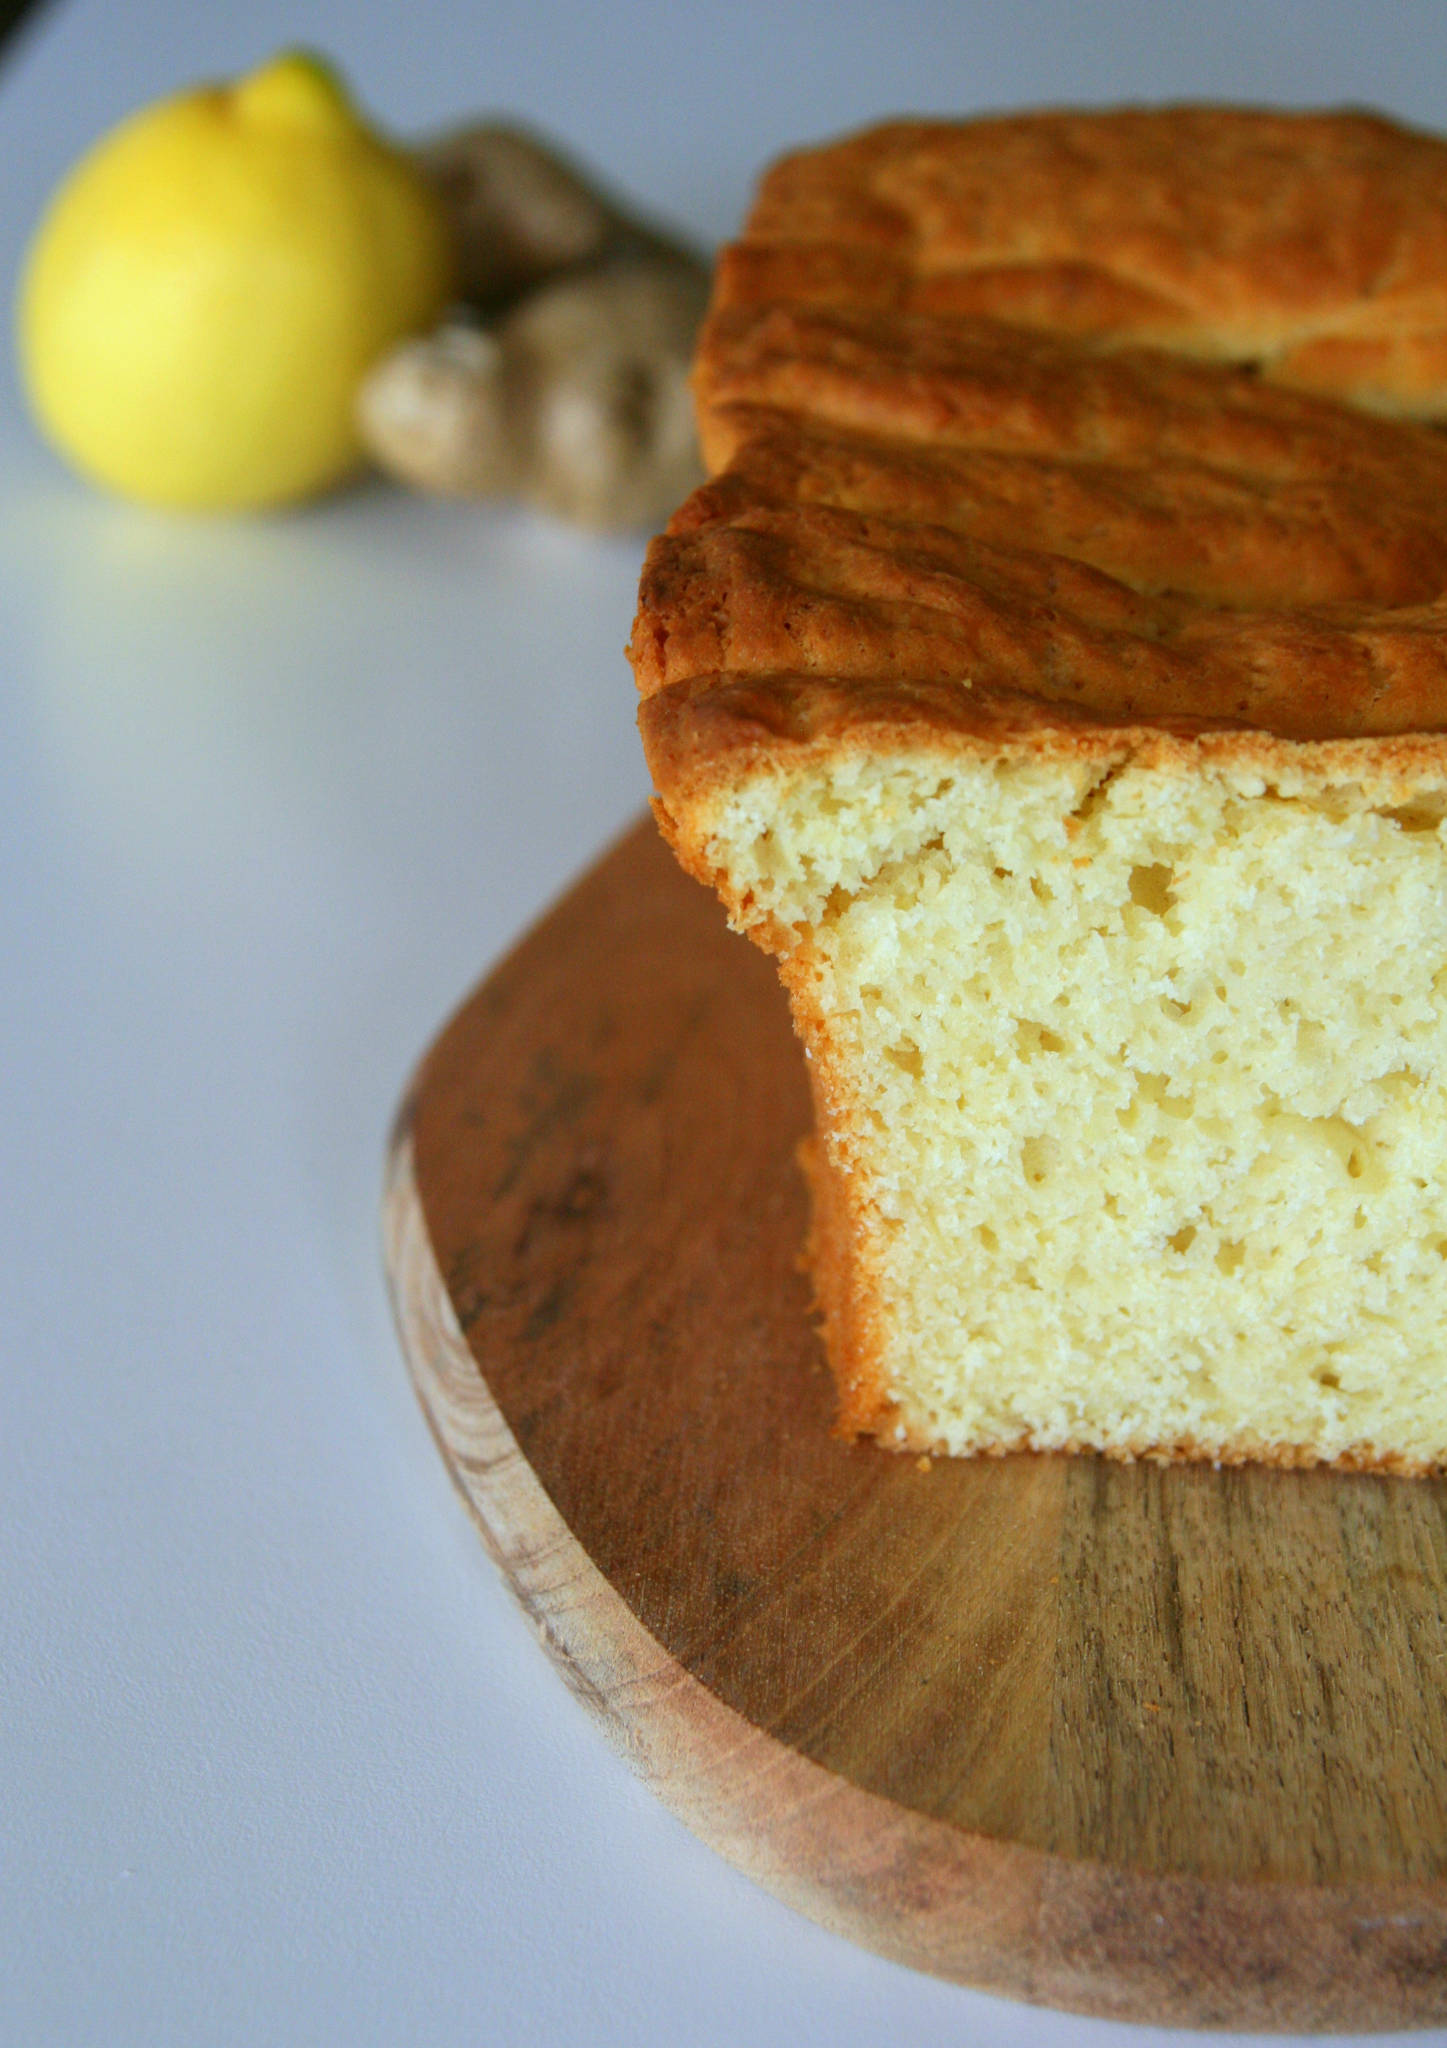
[689,748,1447,1469]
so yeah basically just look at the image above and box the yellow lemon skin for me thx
[17,52,456,511]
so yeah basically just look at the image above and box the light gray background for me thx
[4,4,1446,2043]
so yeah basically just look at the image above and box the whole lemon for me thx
[16,51,456,510]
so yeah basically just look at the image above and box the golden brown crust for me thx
[630,108,1447,784]
[640,675,1447,842]
[795,1132,893,1438]
[787,962,899,1442]
[718,109,1447,414]
[884,1421,1444,1477]
[634,486,1447,745]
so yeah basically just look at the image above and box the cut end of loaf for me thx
[631,108,1447,1472]
[675,747,1447,1473]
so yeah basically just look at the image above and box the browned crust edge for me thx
[795,1129,896,1440]
[639,670,1447,806]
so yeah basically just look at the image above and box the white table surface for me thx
[5,3,1447,2043]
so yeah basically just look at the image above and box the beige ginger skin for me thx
[358,123,708,530]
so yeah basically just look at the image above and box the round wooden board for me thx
[384,816,1447,2032]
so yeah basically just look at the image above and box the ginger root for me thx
[418,122,691,310]
[358,124,710,531]
[360,258,707,528]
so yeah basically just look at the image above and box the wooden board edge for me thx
[383,1105,1447,2033]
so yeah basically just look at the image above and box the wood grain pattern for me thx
[384,816,1447,2029]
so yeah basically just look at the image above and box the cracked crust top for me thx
[630,108,1447,806]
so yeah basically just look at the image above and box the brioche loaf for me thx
[629,109,1447,1471]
